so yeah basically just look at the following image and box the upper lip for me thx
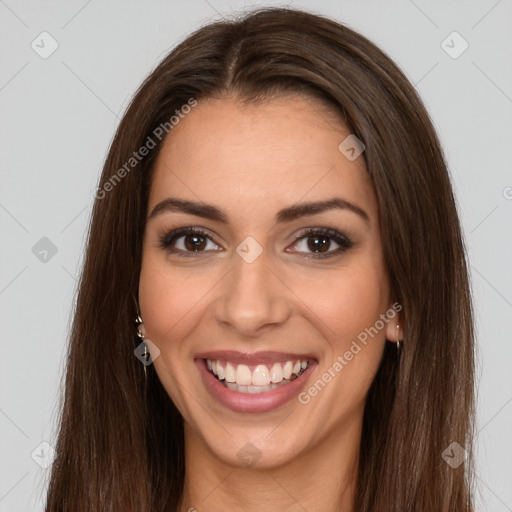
[194,350,318,365]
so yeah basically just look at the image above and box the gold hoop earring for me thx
[396,324,402,354]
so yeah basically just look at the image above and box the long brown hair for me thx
[45,7,475,511]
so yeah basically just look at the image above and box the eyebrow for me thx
[148,196,370,224]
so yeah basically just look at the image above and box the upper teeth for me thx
[206,358,309,386]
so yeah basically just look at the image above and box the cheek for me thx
[138,256,209,348]
[138,257,207,408]
[305,258,389,341]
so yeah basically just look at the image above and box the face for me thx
[139,94,400,469]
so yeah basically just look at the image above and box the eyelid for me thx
[291,226,351,242]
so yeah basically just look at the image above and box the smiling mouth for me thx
[205,357,310,394]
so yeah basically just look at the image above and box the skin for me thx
[138,93,401,512]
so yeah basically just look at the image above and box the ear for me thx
[385,303,403,343]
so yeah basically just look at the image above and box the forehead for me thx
[148,95,377,223]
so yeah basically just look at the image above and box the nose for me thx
[214,247,291,337]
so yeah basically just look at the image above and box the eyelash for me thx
[158,226,353,259]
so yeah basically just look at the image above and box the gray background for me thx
[1,1,511,510]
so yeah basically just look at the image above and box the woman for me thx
[45,6,475,511]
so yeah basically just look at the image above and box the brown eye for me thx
[306,235,331,253]
[287,227,353,258]
[160,227,221,254]
[183,233,207,251]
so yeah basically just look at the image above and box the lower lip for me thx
[195,358,317,413]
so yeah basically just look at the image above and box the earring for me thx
[396,324,402,354]
[135,315,148,379]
